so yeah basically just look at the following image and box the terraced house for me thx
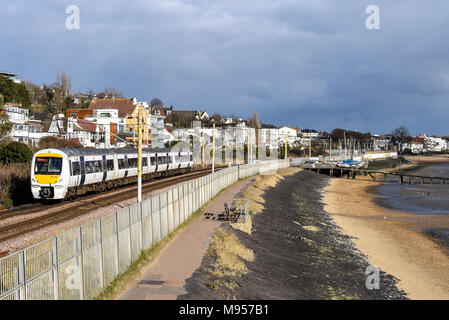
[89,97,150,147]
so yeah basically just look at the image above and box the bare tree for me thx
[104,87,123,98]
[391,126,411,152]
[52,71,72,112]
[150,98,164,108]
[252,109,261,129]
[55,71,72,97]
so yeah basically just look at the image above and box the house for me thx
[371,134,391,151]
[418,134,448,152]
[301,129,320,139]
[149,114,166,148]
[260,128,279,148]
[2,103,29,124]
[89,97,150,147]
[7,112,62,146]
[0,72,21,84]
[66,118,104,148]
[278,127,300,146]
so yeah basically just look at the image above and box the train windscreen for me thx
[35,157,63,175]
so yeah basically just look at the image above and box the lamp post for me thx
[137,105,143,202]
[284,134,288,160]
[211,119,215,174]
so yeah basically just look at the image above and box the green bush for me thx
[0,141,33,164]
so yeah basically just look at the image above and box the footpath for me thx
[117,177,255,300]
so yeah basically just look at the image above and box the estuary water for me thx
[370,160,449,252]
[372,161,449,216]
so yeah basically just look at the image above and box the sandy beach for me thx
[323,155,449,299]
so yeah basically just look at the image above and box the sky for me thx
[1,0,449,136]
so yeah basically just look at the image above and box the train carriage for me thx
[31,147,193,200]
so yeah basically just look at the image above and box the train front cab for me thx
[31,150,69,200]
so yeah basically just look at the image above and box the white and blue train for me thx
[30,148,193,200]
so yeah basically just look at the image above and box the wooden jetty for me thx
[300,165,449,185]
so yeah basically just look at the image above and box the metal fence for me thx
[0,160,290,300]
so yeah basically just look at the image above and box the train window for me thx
[85,160,102,174]
[150,157,156,165]
[35,157,63,175]
[72,162,80,176]
[143,157,148,167]
[158,156,167,165]
[94,161,102,173]
[190,154,193,161]
[128,158,137,168]
[107,159,114,171]
[86,161,94,174]
[118,158,127,169]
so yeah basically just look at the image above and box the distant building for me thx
[66,118,104,148]
[89,97,150,147]
[278,127,300,146]
[0,72,21,84]
[371,134,391,151]
[301,129,320,139]
[2,103,29,124]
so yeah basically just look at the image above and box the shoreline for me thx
[182,169,406,300]
[323,169,449,299]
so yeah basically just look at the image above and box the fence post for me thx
[53,237,59,300]
[19,251,26,300]
[99,218,105,288]
[139,201,144,253]
[114,211,120,286]
[78,227,85,300]
[159,195,163,243]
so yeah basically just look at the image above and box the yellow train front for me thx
[30,149,69,200]
[31,148,194,200]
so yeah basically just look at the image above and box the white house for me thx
[3,103,29,124]
[66,118,104,148]
[278,127,300,146]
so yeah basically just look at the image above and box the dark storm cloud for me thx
[1,0,449,135]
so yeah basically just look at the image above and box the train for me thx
[30,148,193,200]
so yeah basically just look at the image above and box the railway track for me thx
[0,167,221,244]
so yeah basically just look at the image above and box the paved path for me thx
[117,177,255,300]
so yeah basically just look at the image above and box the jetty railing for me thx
[300,165,449,185]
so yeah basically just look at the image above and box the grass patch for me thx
[94,177,246,300]
[0,162,32,210]
[206,229,255,278]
